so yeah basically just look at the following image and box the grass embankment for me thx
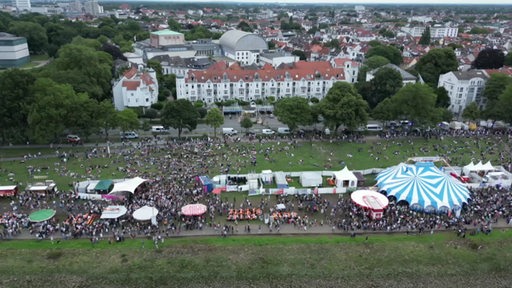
[1,230,511,287]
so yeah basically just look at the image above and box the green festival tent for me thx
[28,209,56,222]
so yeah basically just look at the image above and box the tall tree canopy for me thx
[318,82,369,133]
[366,44,402,65]
[0,69,36,144]
[419,26,431,46]
[415,48,458,87]
[365,55,390,70]
[274,97,314,130]
[379,83,441,126]
[42,43,113,101]
[161,99,199,138]
[8,20,48,54]
[359,67,403,109]
[205,108,224,138]
[496,85,512,124]
[472,48,505,69]
[483,73,512,120]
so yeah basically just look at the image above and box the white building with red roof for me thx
[113,66,159,111]
[176,60,346,103]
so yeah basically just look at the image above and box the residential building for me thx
[331,58,360,83]
[150,29,185,48]
[366,64,418,86]
[12,0,30,12]
[83,0,103,16]
[401,25,458,38]
[0,33,30,68]
[176,61,346,103]
[219,30,268,66]
[437,70,488,117]
[259,51,299,67]
[113,66,159,111]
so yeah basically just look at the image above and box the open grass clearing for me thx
[0,230,511,288]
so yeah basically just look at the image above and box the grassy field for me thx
[0,230,511,287]
[0,136,508,192]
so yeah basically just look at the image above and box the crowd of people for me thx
[1,127,512,242]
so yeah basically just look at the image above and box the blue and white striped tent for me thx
[376,162,471,212]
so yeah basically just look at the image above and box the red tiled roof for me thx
[123,67,137,79]
[122,80,140,91]
[185,61,345,84]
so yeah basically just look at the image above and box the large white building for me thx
[219,30,268,66]
[0,33,29,68]
[437,70,489,117]
[401,25,458,38]
[12,0,30,12]
[176,61,346,103]
[113,66,159,111]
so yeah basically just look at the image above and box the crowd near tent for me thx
[100,205,127,219]
[333,167,358,189]
[300,172,322,187]
[377,162,471,214]
[351,190,389,219]
[110,177,148,194]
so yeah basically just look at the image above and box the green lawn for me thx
[0,230,511,287]
[0,136,507,192]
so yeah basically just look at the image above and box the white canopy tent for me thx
[100,205,127,219]
[132,205,159,221]
[463,161,494,175]
[110,177,148,194]
[300,172,322,187]
[333,167,358,189]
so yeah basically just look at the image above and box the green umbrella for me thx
[28,209,56,222]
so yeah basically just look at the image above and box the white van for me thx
[222,128,238,136]
[120,131,139,139]
[151,126,169,133]
[277,127,290,134]
[366,124,383,131]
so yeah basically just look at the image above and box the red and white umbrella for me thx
[181,204,207,216]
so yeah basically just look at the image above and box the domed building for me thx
[219,30,268,66]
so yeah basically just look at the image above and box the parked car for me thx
[66,134,81,144]
[120,131,139,140]
[277,127,290,134]
[262,129,275,135]
[151,125,169,133]
[222,128,238,136]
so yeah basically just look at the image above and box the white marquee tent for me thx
[100,205,127,219]
[333,167,358,189]
[300,172,322,187]
[133,205,159,221]
[110,177,148,194]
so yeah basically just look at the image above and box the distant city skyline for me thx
[124,0,512,5]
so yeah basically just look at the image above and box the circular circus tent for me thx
[376,162,471,214]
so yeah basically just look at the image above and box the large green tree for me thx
[161,99,199,138]
[462,102,480,121]
[383,83,441,126]
[117,109,140,132]
[419,26,431,46]
[28,78,86,143]
[205,107,224,138]
[318,82,369,133]
[274,97,314,130]
[44,43,113,101]
[366,44,402,65]
[496,85,512,124]
[0,69,36,144]
[365,55,390,70]
[415,48,458,87]
[473,48,505,69]
[96,100,119,140]
[360,67,403,109]
[8,20,48,54]
[482,73,512,120]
